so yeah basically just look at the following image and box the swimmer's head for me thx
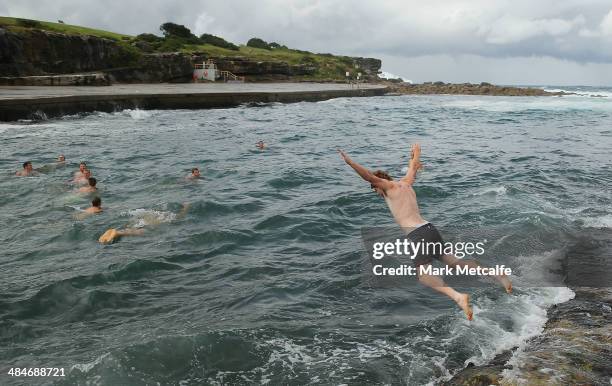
[58,154,65,162]
[371,170,392,195]
[22,161,32,171]
[92,196,101,208]
[191,168,200,178]
[84,169,92,178]
[79,162,87,172]
[88,177,97,187]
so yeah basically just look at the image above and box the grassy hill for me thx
[0,16,129,40]
[0,17,378,81]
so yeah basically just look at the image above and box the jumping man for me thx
[339,144,511,320]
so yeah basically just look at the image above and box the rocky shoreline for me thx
[444,287,611,385]
[385,81,571,97]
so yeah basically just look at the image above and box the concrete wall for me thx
[0,85,388,121]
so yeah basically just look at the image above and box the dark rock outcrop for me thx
[0,72,110,86]
[351,57,382,76]
[385,81,571,96]
[442,349,516,386]
[212,56,316,80]
[0,27,135,77]
[106,53,194,83]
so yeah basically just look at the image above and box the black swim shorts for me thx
[406,223,444,267]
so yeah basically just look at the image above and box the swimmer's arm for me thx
[402,143,422,185]
[338,150,393,189]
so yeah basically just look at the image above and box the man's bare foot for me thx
[455,293,473,321]
[497,275,512,294]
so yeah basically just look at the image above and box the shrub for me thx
[16,18,42,28]
[246,37,270,50]
[269,42,287,49]
[160,22,194,38]
[199,33,239,50]
[136,33,163,43]
[157,37,185,52]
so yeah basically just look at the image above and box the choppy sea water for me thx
[1,86,611,385]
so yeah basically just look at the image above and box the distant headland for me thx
[0,16,575,99]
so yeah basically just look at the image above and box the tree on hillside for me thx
[160,22,195,39]
[136,33,163,43]
[199,33,239,50]
[246,37,270,50]
[269,42,287,49]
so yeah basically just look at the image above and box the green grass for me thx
[0,16,131,40]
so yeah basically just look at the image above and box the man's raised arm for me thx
[402,143,423,185]
[338,150,392,190]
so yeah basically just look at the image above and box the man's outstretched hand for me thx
[338,149,351,164]
[410,143,423,170]
[411,143,421,159]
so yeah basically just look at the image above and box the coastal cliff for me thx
[0,17,381,83]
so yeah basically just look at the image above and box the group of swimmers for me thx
[16,156,102,215]
[14,140,266,243]
[15,155,202,241]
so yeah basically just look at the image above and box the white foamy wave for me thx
[123,109,151,120]
[71,352,111,374]
[473,186,507,196]
[121,208,176,228]
[581,214,612,228]
[443,96,612,112]
[379,71,412,83]
[512,249,566,287]
[543,88,612,98]
[500,288,574,384]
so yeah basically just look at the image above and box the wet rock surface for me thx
[386,81,572,97]
[445,288,611,385]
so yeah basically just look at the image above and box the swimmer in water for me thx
[187,167,201,179]
[78,177,97,193]
[99,203,190,244]
[38,154,67,173]
[256,140,266,150]
[74,162,87,180]
[75,169,92,185]
[339,144,511,321]
[15,161,37,176]
[75,197,103,220]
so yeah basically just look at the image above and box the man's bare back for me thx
[382,182,427,228]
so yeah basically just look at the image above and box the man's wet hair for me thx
[88,177,97,187]
[92,197,101,207]
[191,168,199,173]
[22,161,32,169]
[373,170,393,181]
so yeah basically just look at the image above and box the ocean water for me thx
[0,86,611,385]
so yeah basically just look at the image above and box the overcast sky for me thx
[3,0,612,85]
